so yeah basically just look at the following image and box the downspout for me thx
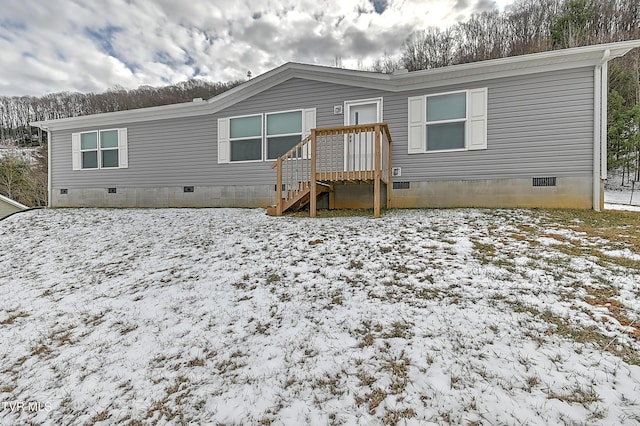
[593,65,601,211]
[601,55,609,189]
[593,49,610,212]
[43,126,51,208]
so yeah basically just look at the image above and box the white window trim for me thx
[99,129,120,169]
[265,109,304,161]
[425,89,468,153]
[219,108,316,164]
[343,97,383,126]
[72,128,128,170]
[79,131,99,170]
[408,88,488,154]
[228,113,264,163]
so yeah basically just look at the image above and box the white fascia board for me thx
[207,63,393,113]
[392,59,601,91]
[0,194,28,210]
[31,101,212,131]
[208,68,302,114]
[31,41,640,132]
[28,63,379,130]
[391,41,640,90]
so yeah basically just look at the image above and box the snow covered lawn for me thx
[605,190,640,212]
[1,207,639,425]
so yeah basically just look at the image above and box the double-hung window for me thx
[230,115,263,162]
[100,130,120,167]
[72,128,128,170]
[426,92,467,151]
[217,108,315,164]
[408,88,488,154]
[266,110,302,159]
[80,132,99,169]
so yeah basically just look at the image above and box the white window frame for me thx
[98,129,121,168]
[425,90,468,153]
[228,113,264,163]
[219,109,315,164]
[79,131,99,169]
[73,128,128,170]
[408,88,488,154]
[265,109,304,161]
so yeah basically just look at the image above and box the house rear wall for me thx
[50,67,594,208]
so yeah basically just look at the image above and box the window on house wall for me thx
[230,115,262,162]
[100,130,119,168]
[266,110,302,159]
[408,88,487,154]
[80,132,98,168]
[218,109,315,164]
[426,92,466,151]
[72,128,128,170]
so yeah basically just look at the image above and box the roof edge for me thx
[0,193,29,209]
[390,40,640,83]
[32,40,640,131]
[31,99,210,130]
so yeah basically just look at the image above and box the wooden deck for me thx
[267,123,392,218]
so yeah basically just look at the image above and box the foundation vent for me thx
[533,177,556,187]
[108,187,117,194]
[183,186,194,193]
[393,181,410,190]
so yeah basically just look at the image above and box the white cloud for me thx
[0,0,514,96]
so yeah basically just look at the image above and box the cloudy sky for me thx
[1,0,515,97]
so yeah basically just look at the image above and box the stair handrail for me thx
[271,135,311,169]
[272,134,313,215]
[271,123,393,217]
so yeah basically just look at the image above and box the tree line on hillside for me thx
[385,0,640,71]
[0,79,242,146]
[0,80,240,207]
[1,0,639,207]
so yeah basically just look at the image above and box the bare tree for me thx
[402,27,456,71]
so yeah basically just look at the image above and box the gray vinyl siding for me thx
[386,67,594,181]
[50,66,594,189]
[50,116,216,188]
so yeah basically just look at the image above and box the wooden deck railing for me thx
[271,123,392,218]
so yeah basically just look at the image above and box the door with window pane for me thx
[345,99,381,171]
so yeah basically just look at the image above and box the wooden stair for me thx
[266,182,330,216]
[268,123,392,218]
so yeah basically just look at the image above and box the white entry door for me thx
[345,98,382,172]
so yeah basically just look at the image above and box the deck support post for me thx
[374,125,381,218]
[329,183,335,210]
[310,129,317,217]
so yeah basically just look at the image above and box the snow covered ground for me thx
[1,208,639,425]
[605,190,640,212]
